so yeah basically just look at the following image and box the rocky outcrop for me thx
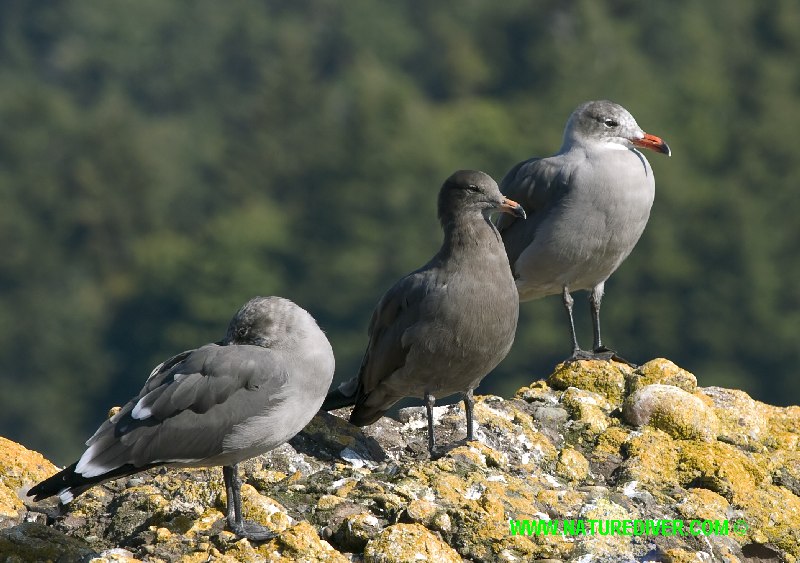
[1,359,798,562]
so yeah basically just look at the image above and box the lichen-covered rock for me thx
[363,523,460,562]
[702,386,770,449]
[674,487,730,523]
[0,522,97,561]
[1,359,798,562]
[260,521,348,562]
[561,386,614,436]
[628,358,698,394]
[0,437,58,521]
[555,447,590,483]
[548,359,632,406]
[573,497,637,560]
[622,383,720,440]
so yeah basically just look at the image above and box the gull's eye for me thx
[603,118,619,128]
[465,184,480,193]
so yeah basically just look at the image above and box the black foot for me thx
[428,447,444,461]
[228,519,277,541]
[565,348,611,362]
[594,346,638,367]
[564,347,637,367]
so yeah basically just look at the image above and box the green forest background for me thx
[1,1,798,465]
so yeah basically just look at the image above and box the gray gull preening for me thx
[28,296,335,541]
[497,100,671,364]
[322,170,525,454]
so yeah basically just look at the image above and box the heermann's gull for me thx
[322,170,525,453]
[28,296,334,541]
[497,100,670,363]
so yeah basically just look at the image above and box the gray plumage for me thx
[28,296,334,541]
[497,100,670,362]
[323,170,526,453]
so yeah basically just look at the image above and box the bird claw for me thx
[594,347,638,367]
[565,347,637,367]
[565,348,607,362]
[228,520,277,542]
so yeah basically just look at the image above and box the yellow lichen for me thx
[548,360,631,406]
[258,521,347,562]
[249,469,288,489]
[594,426,629,456]
[701,387,769,449]
[316,494,347,510]
[675,441,764,503]
[766,404,800,451]
[514,379,551,402]
[186,508,225,537]
[333,478,358,498]
[561,387,612,435]
[535,488,586,516]
[574,498,637,558]
[363,523,461,563]
[620,427,679,488]
[240,485,292,534]
[555,447,590,483]
[0,436,59,516]
[734,485,800,556]
[445,445,489,468]
[675,488,730,523]
[473,399,517,436]
[630,358,697,393]
[623,384,720,441]
[405,499,437,524]
[154,526,172,543]
[660,547,709,563]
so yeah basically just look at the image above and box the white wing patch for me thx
[74,441,109,478]
[132,372,192,420]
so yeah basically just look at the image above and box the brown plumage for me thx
[323,170,525,453]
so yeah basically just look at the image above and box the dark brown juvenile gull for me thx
[497,100,671,364]
[28,296,334,541]
[322,170,526,453]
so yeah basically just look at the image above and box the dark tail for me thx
[320,377,359,411]
[348,405,386,427]
[28,462,150,503]
[322,377,390,426]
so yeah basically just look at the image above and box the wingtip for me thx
[321,378,359,411]
[26,462,79,502]
[321,389,355,411]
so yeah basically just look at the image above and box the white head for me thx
[561,100,671,157]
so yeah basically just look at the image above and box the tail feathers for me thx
[322,377,390,426]
[320,377,359,411]
[348,404,387,427]
[27,462,153,503]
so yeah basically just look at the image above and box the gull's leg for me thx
[223,464,276,541]
[464,388,475,442]
[587,283,637,366]
[425,392,436,454]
